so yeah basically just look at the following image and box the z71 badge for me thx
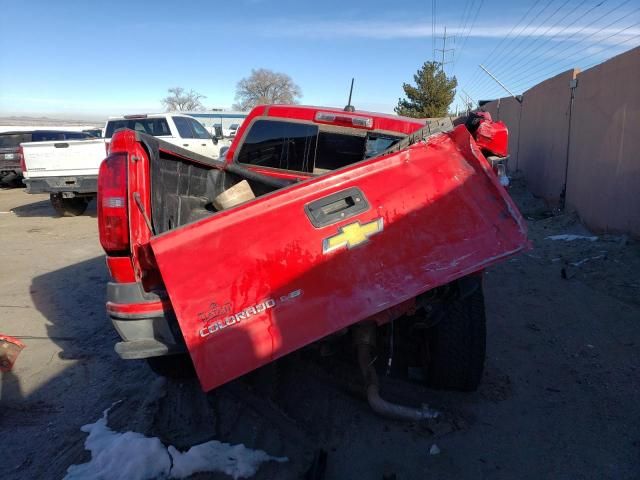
[198,289,302,338]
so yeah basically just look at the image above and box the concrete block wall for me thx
[477,46,639,236]
[517,69,579,204]
[494,97,522,170]
[565,47,640,235]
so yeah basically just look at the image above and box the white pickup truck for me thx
[22,113,226,216]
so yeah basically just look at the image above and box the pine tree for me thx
[395,61,457,118]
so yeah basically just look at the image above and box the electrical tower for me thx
[435,26,454,73]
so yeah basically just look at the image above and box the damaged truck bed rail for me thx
[98,104,528,418]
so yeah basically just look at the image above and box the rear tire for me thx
[424,279,486,391]
[50,194,89,217]
[146,354,196,380]
[1,172,21,187]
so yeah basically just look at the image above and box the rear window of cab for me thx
[0,133,32,148]
[236,119,401,174]
[105,118,171,138]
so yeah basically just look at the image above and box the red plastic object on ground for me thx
[0,335,25,372]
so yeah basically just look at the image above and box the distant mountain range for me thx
[0,116,104,127]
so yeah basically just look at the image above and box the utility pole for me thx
[479,64,523,103]
[435,26,454,73]
[461,88,477,108]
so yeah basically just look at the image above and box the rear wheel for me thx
[1,172,22,187]
[50,194,89,217]
[424,279,486,391]
[146,354,196,380]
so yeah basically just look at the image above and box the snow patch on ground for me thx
[64,406,287,480]
[545,234,598,242]
[169,442,286,479]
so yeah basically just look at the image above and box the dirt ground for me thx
[1,181,638,480]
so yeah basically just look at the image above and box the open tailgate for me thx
[150,125,528,391]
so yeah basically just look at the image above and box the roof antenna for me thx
[344,78,355,112]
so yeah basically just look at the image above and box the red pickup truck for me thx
[99,105,526,417]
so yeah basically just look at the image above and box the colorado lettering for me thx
[199,299,276,338]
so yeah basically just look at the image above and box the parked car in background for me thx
[82,128,103,138]
[208,124,223,140]
[228,123,240,138]
[0,130,91,186]
[21,113,224,216]
[181,111,248,139]
[104,113,222,158]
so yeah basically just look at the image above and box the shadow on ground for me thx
[2,255,317,479]
[10,197,97,218]
[0,256,145,479]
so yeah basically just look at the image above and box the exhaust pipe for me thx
[354,323,439,421]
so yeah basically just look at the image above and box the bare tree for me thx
[161,87,206,112]
[233,69,301,111]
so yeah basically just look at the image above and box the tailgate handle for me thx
[305,187,369,228]
[54,143,69,148]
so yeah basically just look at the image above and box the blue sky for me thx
[0,0,638,119]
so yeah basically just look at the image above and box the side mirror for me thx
[219,146,230,158]
[212,137,218,145]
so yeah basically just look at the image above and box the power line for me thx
[498,2,639,86]
[482,0,554,70]
[475,0,609,90]
[580,35,640,68]
[468,0,631,95]
[460,88,477,105]
[466,0,543,82]
[464,0,545,90]
[454,0,475,55]
[456,0,474,44]
[468,0,554,96]
[477,26,639,98]
[479,64,522,99]
[454,0,485,70]
[481,0,573,77]
[510,22,640,90]
[510,34,639,91]
[483,0,591,79]
[509,26,640,90]
[456,92,474,113]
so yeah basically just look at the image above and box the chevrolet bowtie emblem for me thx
[323,218,384,254]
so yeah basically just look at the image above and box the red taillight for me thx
[98,153,129,254]
[18,146,25,172]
